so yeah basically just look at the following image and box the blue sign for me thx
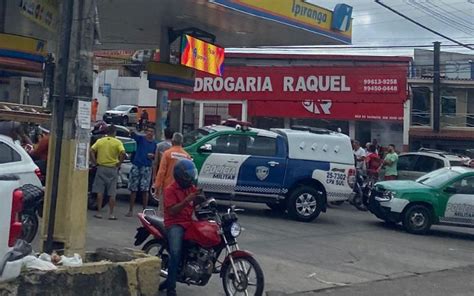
[331,4,353,32]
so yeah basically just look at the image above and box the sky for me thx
[231,0,474,56]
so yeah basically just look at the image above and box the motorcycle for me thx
[19,184,44,243]
[134,196,265,296]
[351,170,377,212]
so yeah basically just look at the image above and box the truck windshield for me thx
[183,129,211,147]
[113,105,131,111]
[416,168,461,188]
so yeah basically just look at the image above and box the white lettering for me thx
[306,76,318,92]
[295,76,307,92]
[283,76,294,91]
[330,76,340,91]
[262,77,273,91]
[213,77,223,91]
[194,78,203,91]
[246,77,256,92]
[341,76,351,91]
[203,77,213,91]
[224,77,234,91]
[319,76,330,91]
[235,77,245,92]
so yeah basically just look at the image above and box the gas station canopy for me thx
[96,0,353,49]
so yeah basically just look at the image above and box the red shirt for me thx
[366,152,382,175]
[164,182,196,229]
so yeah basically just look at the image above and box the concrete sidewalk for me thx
[279,264,474,296]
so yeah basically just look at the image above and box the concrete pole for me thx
[403,100,411,152]
[41,0,94,255]
[433,42,441,133]
[241,100,248,122]
[198,102,205,127]
[155,26,170,140]
[348,121,356,139]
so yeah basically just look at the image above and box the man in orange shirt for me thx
[91,98,99,122]
[153,133,190,213]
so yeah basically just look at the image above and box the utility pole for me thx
[42,0,95,255]
[155,26,171,140]
[433,42,441,133]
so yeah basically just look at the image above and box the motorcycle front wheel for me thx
[222,255,264,296]
[21,214,39,243]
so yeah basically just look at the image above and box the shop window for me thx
[245,136,277,157]
[0,143,22,164]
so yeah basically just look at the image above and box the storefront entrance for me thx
[180,99,248,133]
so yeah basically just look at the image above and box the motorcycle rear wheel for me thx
[222,255,264,296]
[142,239,169,272]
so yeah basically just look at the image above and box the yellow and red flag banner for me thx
[180,35,225,77]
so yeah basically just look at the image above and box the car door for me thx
[235,135,287,197]
[440,176,474,226]
[196,133,249,195]
[397,154,419,180]
[0,141,39,186]
[412,155,444,180]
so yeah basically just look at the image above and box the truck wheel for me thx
[288,186,323,222]
[122,116,129,126]
[403,204,432,235]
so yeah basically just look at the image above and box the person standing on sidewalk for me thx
[153,133,191,213]
[90,125,125,220]
[91,98,99,122]
[153,128,173,180]
[126,126,157,217]
[383,144,399,181]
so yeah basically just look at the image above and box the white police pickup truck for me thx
[0,175,27,282]
[185,125,356,222]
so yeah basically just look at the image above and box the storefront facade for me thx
[169,53,411,150]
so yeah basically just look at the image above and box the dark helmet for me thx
[173,159,197,189]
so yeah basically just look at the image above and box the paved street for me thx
[68,190,473,296]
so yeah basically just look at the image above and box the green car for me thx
[369,166,474,234]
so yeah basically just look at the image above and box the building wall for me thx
[3,1,58,52]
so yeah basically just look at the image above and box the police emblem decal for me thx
[256,166,270,181]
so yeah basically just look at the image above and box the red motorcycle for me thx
[134,197,264,296]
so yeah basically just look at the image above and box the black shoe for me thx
[166,289,177,296]
[159,280,168,291]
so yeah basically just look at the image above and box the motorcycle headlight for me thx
[230,222,241,238]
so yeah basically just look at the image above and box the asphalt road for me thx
[77,193,474,295]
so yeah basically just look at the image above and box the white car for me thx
[102,105,139,126]
[0,176,26,282]
[0,135,42,187]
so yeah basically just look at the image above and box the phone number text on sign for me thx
[326,171,346,186]
[357,78,400,94]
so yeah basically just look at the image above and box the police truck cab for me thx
[185,125,356,222]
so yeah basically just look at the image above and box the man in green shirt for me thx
[383,144,398,180]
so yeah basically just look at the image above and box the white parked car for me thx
[0,135,42,187]
[102,105,139,126]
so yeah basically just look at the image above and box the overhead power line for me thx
[374,0,474,50]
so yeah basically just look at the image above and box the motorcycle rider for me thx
[159,159,199,296]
